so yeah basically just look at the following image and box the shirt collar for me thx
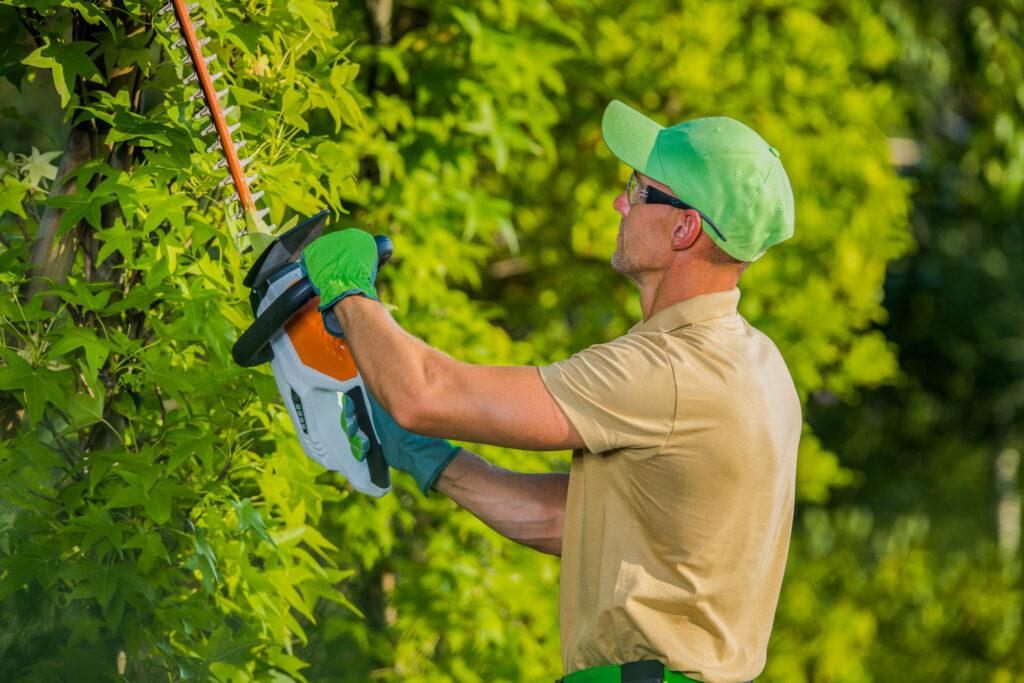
[628,288,741,335]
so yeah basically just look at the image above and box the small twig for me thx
[11,214,30,241]
[26,488,57,504]
[17,15,43,49]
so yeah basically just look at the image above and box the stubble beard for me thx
[611,220,643,285]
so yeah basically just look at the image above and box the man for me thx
[301,100,801,683]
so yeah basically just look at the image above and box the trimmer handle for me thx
[232,235,393,367]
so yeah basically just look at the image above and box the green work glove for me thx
[367,393,460,495]
[301,228,380,308]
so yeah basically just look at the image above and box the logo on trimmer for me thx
[338,393,367,462]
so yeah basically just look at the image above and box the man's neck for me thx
[638,265,739,321]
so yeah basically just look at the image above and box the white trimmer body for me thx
[259,264,391,497]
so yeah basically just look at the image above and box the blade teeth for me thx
[238,155,254,168]
[250,189,265,203]
[266,224,277,233]
[226,191,239,204]
[245,173,259,185]
[232,211,244,221]
[235,139,247,151]
[193,105,209,119]
[197,36,211,48]
[226,122,241,135]
[189,89,205,102]
[171,36,186,49]
[206,139,221,153]
[203,54,218,66]
[159,2,174,15]
[215,87,229,100]
[218,175,234,188]
[201,121,217,135]
[186,1,199,12]
[209,71,223,83]
[183,71,198,85]
[192,18,206,29]
[213,157,227,170]
[254,206,271,221]
[221,105,236,118]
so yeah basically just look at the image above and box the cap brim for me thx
[601,100,663,175]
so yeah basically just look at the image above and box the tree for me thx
[1,0,370,678]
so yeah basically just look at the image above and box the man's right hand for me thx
[368,392,568,555]
[367,392,461,495]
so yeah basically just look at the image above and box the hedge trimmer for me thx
[161,0,392,496]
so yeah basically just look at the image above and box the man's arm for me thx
[436,449,569,556]
[333,295,585,451]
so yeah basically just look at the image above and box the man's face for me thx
[611,173,685,283]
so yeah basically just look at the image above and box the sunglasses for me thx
[626,172,728,243]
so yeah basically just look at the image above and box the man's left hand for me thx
[301,228,380,308]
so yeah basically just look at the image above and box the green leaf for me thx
[22,147,61,190]
[44,190,108,235]
[0,174,29,218]
[72,507,122,550]
[124,529,170,573]
[63,390,105,430]
[91,570,117,609]
[61,562,154,610]
[141,191,189,234]
[0,349,67,426]
[333,87,364,130]
[186,530,219,594]
[0,542,60,599]
[105,482,145,510]
[63,0,114,28]
[22,39,104,107]
[51,277,114,311]
[231,498,275,546]
[142,485,171,524]
[48,327,111,379]
[203,626,260,667]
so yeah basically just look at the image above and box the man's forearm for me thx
[333,296,585,451]
[435,449,569,556]
[332,296,445,425]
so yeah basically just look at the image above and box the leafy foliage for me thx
[1,0,369,678]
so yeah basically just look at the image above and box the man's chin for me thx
[610,249,631,277]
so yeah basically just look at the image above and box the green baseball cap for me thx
[601,99,795,262]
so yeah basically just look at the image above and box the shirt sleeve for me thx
[539,334,676,454]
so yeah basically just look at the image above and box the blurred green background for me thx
[0,0,1021,680]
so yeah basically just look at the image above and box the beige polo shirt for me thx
[539,288,801,683]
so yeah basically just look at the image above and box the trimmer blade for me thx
[242,210,331,289]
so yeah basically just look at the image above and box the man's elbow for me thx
[385,362,460,436]
[526,537,563,557]
[387,387,443,436]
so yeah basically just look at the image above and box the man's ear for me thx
[670,209,703,251]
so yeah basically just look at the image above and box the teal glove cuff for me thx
[420,443,461,495]
[367,393,460,496]
[301,228,380,309]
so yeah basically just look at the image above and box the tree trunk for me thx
[21,125,95,305]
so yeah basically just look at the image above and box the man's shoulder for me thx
[559,330,674,369]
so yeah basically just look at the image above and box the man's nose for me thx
[613,192,630,217]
